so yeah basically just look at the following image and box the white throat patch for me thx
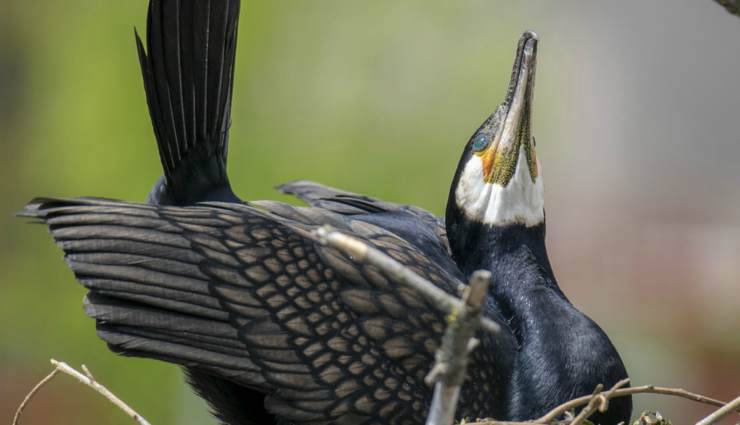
[455,145,544,227]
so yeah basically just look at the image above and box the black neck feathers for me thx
[445,201,631,424]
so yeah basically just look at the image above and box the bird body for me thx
[445,217,631,423]
[20,1,631,424]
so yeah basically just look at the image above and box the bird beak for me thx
[479,31,539,185]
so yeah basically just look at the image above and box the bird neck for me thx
[447,208,565,304]
[445,202,589,342]
[447,218,565,327]
[446,211,631,421]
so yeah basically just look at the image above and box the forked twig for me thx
[12,367,60,425]
[569,379,629,425]
[536,385,736,425]
[425,271,491,425]
[12,359,152,425]
[314,226,501,334]
[314,226,497,425]
[471,383,739,425]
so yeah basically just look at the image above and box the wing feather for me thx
[23,197,514,424]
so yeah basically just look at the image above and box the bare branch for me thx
[425,271,491,425]
[569,379,629,425]
[12,367,60,425]
[540,384,736,424]
[314,226,501,334]
[50,360,152,425]
[696,394,740,425]
[470,384,739,425]
[12,359,152,425]
[81,364,96,381]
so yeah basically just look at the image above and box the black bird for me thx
[444,33,631,423]
[20,1,631,424]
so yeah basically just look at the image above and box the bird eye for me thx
[472,134,490,151]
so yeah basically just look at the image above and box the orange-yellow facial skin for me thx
[476,144,506,184]
[475,138,538,185]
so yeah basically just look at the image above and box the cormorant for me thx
[445,32,631,424]
[20,1,631,424]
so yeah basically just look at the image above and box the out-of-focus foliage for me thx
[1,1,738,425]
[715,0,740,17]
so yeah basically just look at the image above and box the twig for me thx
[696,394,740,425]
[537,385,735,424]
[12,367,60,425]
[425,271,491,425]
[81,364,95,381]
[312,227,499,423]
[569,384,604,425]
[313,226,501,334]
[470,384,738,425]
[12,359,152,425]
[569,379,630,425]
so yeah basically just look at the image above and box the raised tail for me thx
[137,0,241,205]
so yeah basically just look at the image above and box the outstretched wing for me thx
[22,198,512,424]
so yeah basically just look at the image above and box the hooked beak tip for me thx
[520,31,538,62]
[503,31,538,109]
[522,30,539,42]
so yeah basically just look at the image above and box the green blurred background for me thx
[1,1,739,424]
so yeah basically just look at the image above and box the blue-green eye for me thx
[472,134,490,151]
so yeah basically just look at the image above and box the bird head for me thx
[448,31,543,228]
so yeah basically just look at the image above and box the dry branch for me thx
[696,394,740,425]
[12,359,151,425]
[426,271,491,425]
[470,383,739,425]
[314,226,501,334]
[569,379,629,425]
[12,366,60,425]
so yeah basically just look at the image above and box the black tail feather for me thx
[137,0,241,205]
